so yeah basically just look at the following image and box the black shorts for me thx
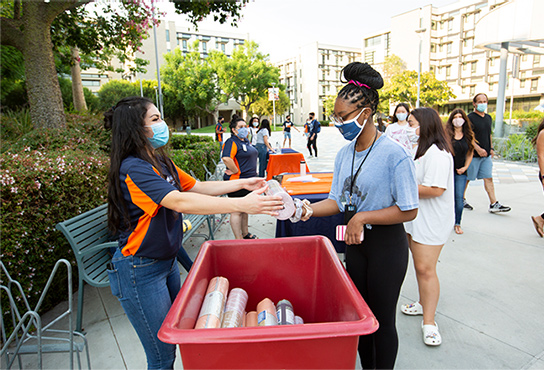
[227,188,251,198]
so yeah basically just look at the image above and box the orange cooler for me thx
[158,236,378,369]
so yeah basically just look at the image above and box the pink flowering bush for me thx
[1,113,109,319]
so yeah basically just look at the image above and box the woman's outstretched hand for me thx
[242,184,284,216]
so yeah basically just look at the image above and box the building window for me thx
[431,43,437,53]
[440,21,444,29]
[463,63,467,71]
[464,14,469,23]
[447,43,452,54]
[322,71,326,80]
[531,78,539,92]
[322,86,327,94]
[534,55,541,66]
[470,85,476,96]
[430,65,436,74]
[489,83,494,91]
[462,85,466,94]
[365,35,382,47]
[82,80,100,87]
[520,79,526,88]
[446,65,451,77]
[490,57,495,67]
[521,54,528,62]
[448,19,453,31]
[364,51,375,64]
[221,43,226,53]
[431,21,437,30]
[182,39,187,50]
[471,61,477,74]
[322,54,326,65]
[202,42,207,53]
[166,29,170,42]
[439,44,443,52]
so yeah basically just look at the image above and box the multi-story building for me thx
[275,42,361,123]
[362,0,543,115]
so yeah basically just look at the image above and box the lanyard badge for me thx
[344,203,356,225]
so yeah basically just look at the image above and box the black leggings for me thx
[345,224,409,370]
[307,136,317,156]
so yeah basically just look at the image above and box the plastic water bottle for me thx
[276,141,281,153]
[266,179,295,220]
[300,161,306,177]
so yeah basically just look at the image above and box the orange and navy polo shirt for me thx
[222,135,258,181]
[118,156,196,260]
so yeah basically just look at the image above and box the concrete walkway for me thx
[15,127,544,369]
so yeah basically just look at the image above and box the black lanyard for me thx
[349,130,378,203]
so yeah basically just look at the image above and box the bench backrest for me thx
[56,204,114,287]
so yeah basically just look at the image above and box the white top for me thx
[249,127,258,146]
[385,122,412,152]
[404,144,454,245]
[256,128,269,145]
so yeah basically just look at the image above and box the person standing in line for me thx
[531,119,544,237]
[445,108,475,235]
[463,93,511,213]
[376,115,386,132]
[215,116,226,151]
[291,62,418,369]
[104,97,283,369]
[222,115,262,240]
[249,116,259,147]
[385,103,413,152]
[401,107,454,347]
[255,119,275,178]
[282,115,300,148]
[307,112,319,158]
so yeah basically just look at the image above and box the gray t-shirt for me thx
[329,135,419,213]
[256,128,270,145]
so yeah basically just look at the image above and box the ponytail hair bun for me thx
[341,62,384,90]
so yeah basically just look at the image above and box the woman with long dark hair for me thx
[104,97,282,369]
[531,119,544,237]
[255,118,275,177]
[222,115,261,239]
[291,62,418,369]
[385,102,413,152]
[402,107,454,347]
[444,108,475,234]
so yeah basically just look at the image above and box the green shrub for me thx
[525,121,542,144]
[0,109,33,143]
[170,134,214,149]
[496,133,537,162]
[169,139,221,181]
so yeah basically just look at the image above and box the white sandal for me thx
[400,301,423,315]
[422,322,442,346]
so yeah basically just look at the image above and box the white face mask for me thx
[453,118,465,127]
[396,112,408,122]
[407,126,419,144]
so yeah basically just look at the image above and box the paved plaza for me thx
[15,127,544,369]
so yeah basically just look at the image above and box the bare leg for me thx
[463,179,470,198]
[229,212,243,239]
[241,213,249,237]
[410,240,444,325]
[483,178,497,204]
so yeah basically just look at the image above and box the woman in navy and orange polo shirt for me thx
[104,97,282,369]
[222,115,260,239]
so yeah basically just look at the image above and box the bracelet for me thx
[289,198,304,223]
[301,199,313,221]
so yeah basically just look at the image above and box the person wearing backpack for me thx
[307,112,320,158]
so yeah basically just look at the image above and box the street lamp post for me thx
[152,0,164,117]
[272,82,276,130]
[415,27,427,108]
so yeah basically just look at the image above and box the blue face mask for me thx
[476,103,487,113]
[335,108,368,141]
[396,112,408,121]
[147,120,169,149]
[236,127,249,139]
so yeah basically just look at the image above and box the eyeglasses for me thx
[329,108,361,125]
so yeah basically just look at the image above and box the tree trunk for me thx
[70,47,87,112]
[23,2,65,129]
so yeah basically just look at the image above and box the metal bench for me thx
[55,204,116,334]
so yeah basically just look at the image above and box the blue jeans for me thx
[108,249,180,369]
[454,173,467,225]
[256,143,268,178]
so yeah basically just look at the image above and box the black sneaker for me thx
[489,201,511,213]
[463,199,473,210]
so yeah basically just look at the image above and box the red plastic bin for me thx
[158,235,378,369]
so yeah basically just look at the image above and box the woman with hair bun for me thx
[104,97,283,369]
[290,62,418,369]
[402,107,455,347]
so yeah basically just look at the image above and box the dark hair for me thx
[338,62,384,114]
[229,114,245,132]
[309,112,315,117]
[258,119,271,133]
[376,116,386,132]
[411,107,453,160]
[391,103,411,123]
[104,96,179,234]
[473,93,488,103]
[532,118,544,146]
[445,108,475,153]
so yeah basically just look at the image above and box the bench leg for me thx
[207,216,214,240]
[176,247,193,272]
[76,277,85,333]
